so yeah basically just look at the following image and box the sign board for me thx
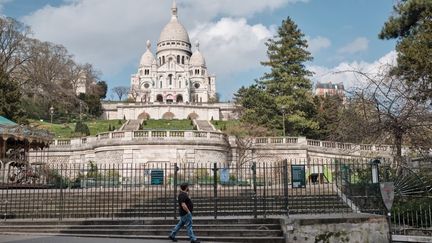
[151,169,164,185]
[220,168,230,183]
[291,165,306,188]
[380,182,395,211]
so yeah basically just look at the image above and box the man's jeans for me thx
[170,213,196,241]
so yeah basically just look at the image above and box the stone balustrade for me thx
[253,137,394,154]
[49,131,395,155]
[50,130,228,149]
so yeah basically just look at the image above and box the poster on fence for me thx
[220,168,230,183]
[291,165,306,188]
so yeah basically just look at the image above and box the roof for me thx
[316,82,345,90]
[0,117,53,144]
[0,116,17,126]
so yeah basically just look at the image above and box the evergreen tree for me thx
[237,17,318,136]
[0,74,23,122]
[75,121,90,136]
[379,0,432,100]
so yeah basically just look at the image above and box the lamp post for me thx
[370,158,381,184]
[281,106,286,137]
[49,106,54,124]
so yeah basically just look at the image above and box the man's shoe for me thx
[168,235,178,242]
[191,240,201,243]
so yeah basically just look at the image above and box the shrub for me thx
[74,121,90,136]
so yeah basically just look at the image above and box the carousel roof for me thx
[0,116,53,144]
[0,116,17,126]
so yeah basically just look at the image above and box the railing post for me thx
[212,163,219,219]
[252,162,257,218]
[173,163,179,220]
[283,159,289,217]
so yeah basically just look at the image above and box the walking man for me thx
[169,183,200,243]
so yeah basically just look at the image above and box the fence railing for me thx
[391,200,432,236]
[1,157,430,226]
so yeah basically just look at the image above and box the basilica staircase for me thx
[195,120,216,131]
[0,218,285,243]
[121,120,141,131]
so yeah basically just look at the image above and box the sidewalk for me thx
[0,235,194,243]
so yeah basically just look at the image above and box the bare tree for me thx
[0,17,31,77]
[339,68,432,165]
[112,86,129,101]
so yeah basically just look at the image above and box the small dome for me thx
[190,41,206,67]
[140,40,155,67]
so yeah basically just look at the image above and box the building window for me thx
[179,81,181,88]
[182,56,185,64]
[144,83,150,89]
[195,69,200,75]
[177,55,180,64]
[145,69,150,75]
[202,70,205,75]
[208,78,211,85]
[169,74,173,86]
[160,81,162,88]
[162,56,165,64]
[194,83,200,89]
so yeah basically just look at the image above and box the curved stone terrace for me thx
[48,130,396,157]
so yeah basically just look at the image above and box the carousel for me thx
[0,116,53,186]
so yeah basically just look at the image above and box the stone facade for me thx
[102,102,238,121]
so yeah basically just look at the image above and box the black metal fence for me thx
[1,157,427,221]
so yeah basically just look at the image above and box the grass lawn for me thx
[211,120,241,131]
[29,119,125,138]
[142,119,195,130]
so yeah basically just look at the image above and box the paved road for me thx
[0,235,193,243]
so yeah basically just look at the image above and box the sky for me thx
[1,0,398,101]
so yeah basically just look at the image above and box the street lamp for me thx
[49,106,54,124]
[281,105,286,137]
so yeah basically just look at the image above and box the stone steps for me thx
[0,218,285,243]
[195,120,216,131]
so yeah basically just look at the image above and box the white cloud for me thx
[338,37,369,54]
[21,0,306,77]
[307,36,331,54]
[190,18,273,77]
[309,51,397,89]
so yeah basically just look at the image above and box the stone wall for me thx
[282,214,389,243]
[102,102,238,121]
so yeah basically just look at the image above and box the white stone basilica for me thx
[102,1,236,121]
[129,1,216,104]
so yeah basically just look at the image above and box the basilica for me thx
[102,0,236,121]
[129,1,216,104]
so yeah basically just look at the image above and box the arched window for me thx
[156,94,163,103]
[168,74,173,86]
[162,56,165,64]
[182,56,185,64]
[177,55,180,64]
[159,57,161,65]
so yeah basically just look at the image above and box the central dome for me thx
[158,0,190,45]
[158,19,190,44]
